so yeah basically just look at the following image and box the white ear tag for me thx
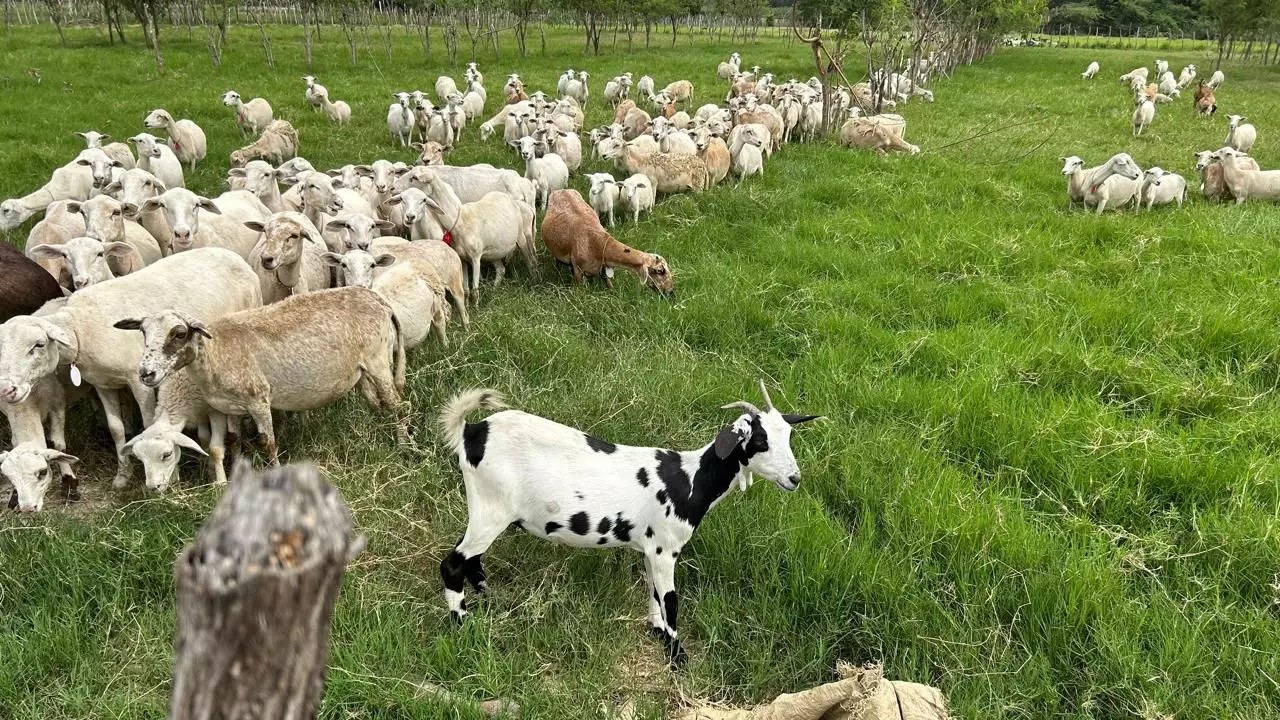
[69,363,82,387]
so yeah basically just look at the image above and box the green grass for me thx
[3,22,1280,720]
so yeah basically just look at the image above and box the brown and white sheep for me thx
[611,144,710,195]
[229,120,299,167]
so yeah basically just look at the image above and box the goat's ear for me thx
[782,414,822,426]
[713,422,749,460]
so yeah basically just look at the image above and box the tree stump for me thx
[169,460,365,720]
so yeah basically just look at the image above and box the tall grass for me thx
[2,24,1280,720]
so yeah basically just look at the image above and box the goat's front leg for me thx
[646,549,685,667]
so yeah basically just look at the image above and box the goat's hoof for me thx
[647,625,666,640]
[449,609,468,625]
[666,643,687,669]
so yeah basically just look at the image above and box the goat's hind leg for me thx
[442,503,511,622]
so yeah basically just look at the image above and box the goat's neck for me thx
[658,442,749,529]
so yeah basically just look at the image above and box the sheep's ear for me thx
[99,134,111,142]
[373,254,397,268]
[41,448,79,465]
[75,131,88,140]
[65,201,82,214]
[112,317,144,331]
[139,198,163,213]
[173,433,208,457]
[385,195,403,206]
[227,168,247,178]
[187,321,212,339]
[243,220,266,233]
[75,158,92,166]
[320,251,345,268]
[197,198,221,215]
[103,180,123,194]
[323,219,350,232]
[423,197,443,212]
[355,165,374,177]
[104,241,136,258]
[375,219,395,231]
[27,244,67,261]
[119,202,140,219]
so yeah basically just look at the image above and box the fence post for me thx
[168,461,365,720]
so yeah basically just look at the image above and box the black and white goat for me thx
[437,383,820,666]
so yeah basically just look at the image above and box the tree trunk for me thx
[168,461,365,720]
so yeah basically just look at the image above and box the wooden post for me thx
[168,460,365,720]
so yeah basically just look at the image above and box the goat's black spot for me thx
[597,516,613,534]
[512,519,525,531]
[585,433,617,454]
[655,489,667,504]
[645,526,655,538]
[666,507,671,517]
[575,492,585,500]
[663,591,679,632]
[462,554,486,591]
[655,427,762,527]
[612,516,634,542]
[656,547,663,555]
[637,467,650,487]
[440,550,466,592]
[545,521,562,534]
[653,588,661,603]
[569,511,591,535]
[462,421,489,467]
[598,537,609,545]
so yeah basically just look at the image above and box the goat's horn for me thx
[721,401,761,416]
[758,379,775,411]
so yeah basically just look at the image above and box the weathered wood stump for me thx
[169,460,365,720]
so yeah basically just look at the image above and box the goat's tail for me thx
[439,389,509,453]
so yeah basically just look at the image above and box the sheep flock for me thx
[1071,58,1274,211]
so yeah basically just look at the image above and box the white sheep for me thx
[434,382,819,665]
[717,52,742,80]
[1062,153,1143,214]
[619,174,654,223]
[74,131,135,169]
[324,245,449,349]
[0,163,95,230]
[143,109,207,171]
[141,187,270,258]
[1155,59,1169,76]
[127,133,185,190]
[1213,146,1280,204]
[1177,64,1197,88]
[636,75,655,99]
[586,173,621,226]
[731,135,765,182]
[387,92,416,147]
[563,71,589,109]
[542,127,583,172]
[462,85,485,121]
[1225,114,1256,153]
[1082,61,1100,80]
[436,75,460,101]
[25,201,86,286]
[106,168,171,250]
[1132,98,1155,136]
[222,90,274,138]
[303,75,328,112]
[1207,70,1225,88]
[0,443,79,514]
[0,248,261,487]
[31,194,163,287]
[1139,167,1187,210]
[389,187,535,298]
[603,76,632,106]
[1119,66,1149,85]
[320,94,352,125]
[516,137,570,211]
[227,161,288,213]
[1157,72,1180,97]
[396,165,535,207]
[121,369,229,493]
[0,361,81,512]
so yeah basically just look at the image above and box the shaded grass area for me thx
[3,24,1280,720]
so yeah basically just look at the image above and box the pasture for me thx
[3,23,1280,720]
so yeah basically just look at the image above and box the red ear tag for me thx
[442,230,454,247]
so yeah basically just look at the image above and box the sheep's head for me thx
[325,213,395,251]
[641,253,674,296]
[75,130,109,149]
[0,443,77,513]
[321,248,396,288]
[222,90,241,107]
[113,309,210,387]
[1060,156,1085,176]
[303,75,316,87]
[75,148,124,189]
[1227,114,1246,129]
[516,135,540,161]
[0,199,36,230]
[141,188,220,249]
[415,141,447,166]
[143,109,171,129]
[0,316,73,405]
[297,172,344,214]
[244,212,318,272]
[1193,150,1216,172]
[29,236,132,290]
[387,188,437,226]
[228,161,277,198]
[392,91,410,108]
[716,381,822,493]
[122,424,205,493]
[1106,153,1142,180]
[128,133,165,159]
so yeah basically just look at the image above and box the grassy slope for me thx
[2,24,1280,720]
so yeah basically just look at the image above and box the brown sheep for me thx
[613,99,637,126]
[839,120,920,156]
[540,189,672,295]
[1194,81,1217,117]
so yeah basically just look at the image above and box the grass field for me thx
[3,21,1280,720]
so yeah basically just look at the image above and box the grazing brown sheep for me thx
[540,189,672,295]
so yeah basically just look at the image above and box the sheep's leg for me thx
[1094,196,1108,215]
[99,389,134,489]
[247,402,278,466]
[47,402,78,501]
[469,254,483,299]
[646,550,685,667]
[127,376,158,426]
[450,281,470,327]
[491,260,506,287]
[442,504,511,622]
[208,412,228,486]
